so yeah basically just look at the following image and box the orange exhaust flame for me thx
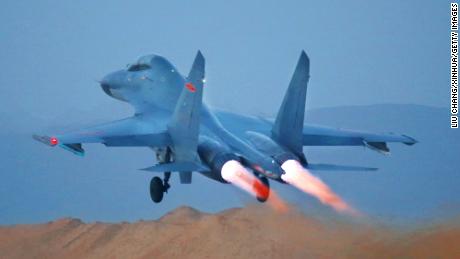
[266,190,289,213]
[221,160,288,213]
[281,160,359,216]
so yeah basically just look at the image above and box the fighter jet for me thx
[33,51,416,213]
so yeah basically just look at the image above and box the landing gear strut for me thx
[150,147,173,203]
[163,172,171,193]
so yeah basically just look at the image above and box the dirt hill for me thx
[0,205,459,259]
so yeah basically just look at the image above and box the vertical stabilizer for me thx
[271,51,310,156]
[167,51,205,182]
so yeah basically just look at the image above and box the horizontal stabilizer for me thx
[141,161,209,173]
[306,163,378,172]
[363,141,390,155]
[60,143,85,156]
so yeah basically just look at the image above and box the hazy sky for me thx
[0,1,454,225]
[0,0,448,119]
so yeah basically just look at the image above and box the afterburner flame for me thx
[281,160,358,216]
[265,190,289,213]
[221,160,288,212]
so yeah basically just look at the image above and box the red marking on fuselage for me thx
[50,137,58,146]
[185,82,196,92]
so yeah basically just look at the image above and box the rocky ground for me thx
[0,205,459,259]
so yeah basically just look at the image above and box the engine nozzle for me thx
[221,160,288,212]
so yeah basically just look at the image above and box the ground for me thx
[1,205,459,259]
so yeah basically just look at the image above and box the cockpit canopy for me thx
[127,63,151,71]
[126,54,156,72]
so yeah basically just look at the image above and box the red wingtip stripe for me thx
[185,82,196,92]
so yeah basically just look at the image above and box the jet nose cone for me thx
[98,71,126,101]
[99,74,111,87]
[99,71,124,90]
[100,81,112,96]
[99,73,116,96]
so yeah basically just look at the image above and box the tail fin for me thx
[167,51,205,182]
[271,51,310,156]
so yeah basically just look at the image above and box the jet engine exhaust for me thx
[280,160,358,216]
[221,160,288,212]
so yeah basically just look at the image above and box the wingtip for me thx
[32,134,55,146]
[402,134,418,145]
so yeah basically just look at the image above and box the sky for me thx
[0,0,449,119]
[0,1,455,224]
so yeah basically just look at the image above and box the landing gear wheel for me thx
[255,175,270,203]
[150,176,164,203]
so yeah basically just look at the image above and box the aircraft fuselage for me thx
[100,54,285,180]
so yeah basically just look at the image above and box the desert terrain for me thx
[0,205,459,259]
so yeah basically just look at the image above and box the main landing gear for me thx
[150,176,164,203]
[150,148,172,203]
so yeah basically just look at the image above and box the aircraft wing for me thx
[214,111,416,155]
[302,125,416,153]
[33,114,171,155]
